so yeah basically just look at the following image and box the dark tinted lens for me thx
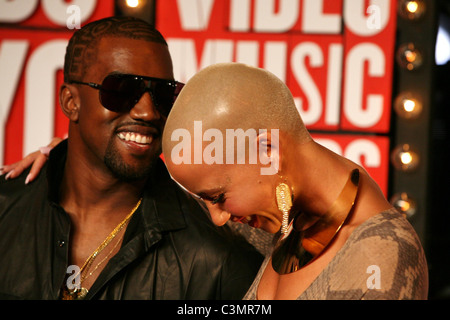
[152,82,177,116]
[98,74,183,115]
[99,75,145,112]
[174,82,184,101]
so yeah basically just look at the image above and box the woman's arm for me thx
[1,137,63,184]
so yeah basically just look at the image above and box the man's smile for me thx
[117,132,153,145]
[115,122,162,150]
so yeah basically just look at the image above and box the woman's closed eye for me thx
[211,193,226,205]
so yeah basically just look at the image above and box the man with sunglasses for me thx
[0,16,263,300]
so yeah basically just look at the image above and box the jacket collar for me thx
[46,140,67,204]
[45,139,188,237]
[139,158,188,249]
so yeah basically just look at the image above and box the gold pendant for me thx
[61,287,89,300]
[76,287,89,299]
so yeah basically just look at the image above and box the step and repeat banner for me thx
[156,0,397,194]
[1,0,396,195]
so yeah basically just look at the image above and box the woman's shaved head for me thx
[163,62,311,156]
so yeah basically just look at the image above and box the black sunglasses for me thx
[70,73,184,116]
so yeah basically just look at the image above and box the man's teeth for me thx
[118,132,152,144]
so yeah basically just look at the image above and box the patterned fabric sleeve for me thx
[226,221,275,256]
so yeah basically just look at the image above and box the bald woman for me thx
[4,63,428,300]
[162,63,428,300]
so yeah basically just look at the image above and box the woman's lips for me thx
[248,216,260,228]
[230,215,260,228]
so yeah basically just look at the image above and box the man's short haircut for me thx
[64,16,167,83]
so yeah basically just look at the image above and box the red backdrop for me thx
[1,0,396,195]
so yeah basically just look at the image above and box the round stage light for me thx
[398,0,426,20]
[396,43,423,71]
[126,0,140,8]
[394,93,423,119]
[390,192,417,218]
[391,144,420,172]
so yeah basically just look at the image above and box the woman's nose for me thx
[205,202,231,226]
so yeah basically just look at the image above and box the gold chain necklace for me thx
[61,198,142,300]
[82,231,125,282]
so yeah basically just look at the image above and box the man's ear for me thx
[59,84,80,122]
[256,129,281,175]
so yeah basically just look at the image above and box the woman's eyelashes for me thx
[211,193,226,205]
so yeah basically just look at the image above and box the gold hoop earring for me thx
[276,183,293,234]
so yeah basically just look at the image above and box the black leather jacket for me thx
[0,142,263,299]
